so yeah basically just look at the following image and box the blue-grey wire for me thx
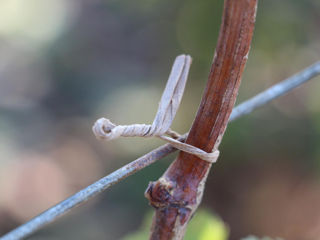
[1,61,320,240]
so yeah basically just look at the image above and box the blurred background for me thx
[0,0,320,239]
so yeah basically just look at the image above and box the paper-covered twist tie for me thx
[92,55,219,163]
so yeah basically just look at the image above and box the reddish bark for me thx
[145,0,258,239]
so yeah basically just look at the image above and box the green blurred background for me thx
[0,0,320,239]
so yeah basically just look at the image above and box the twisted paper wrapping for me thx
[93,55,219,163]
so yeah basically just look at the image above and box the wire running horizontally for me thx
[1,61,319,240]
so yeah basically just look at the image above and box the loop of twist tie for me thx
[92,55,219,164]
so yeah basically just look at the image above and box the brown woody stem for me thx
[145,0,258,239]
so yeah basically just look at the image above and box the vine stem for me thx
[1,17,320,240]
[146,1,258,239]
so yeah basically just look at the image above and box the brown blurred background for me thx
[0,0,320,239]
